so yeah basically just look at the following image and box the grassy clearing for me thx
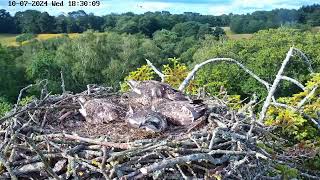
[222,27,253,40]
[311,26,320,32]
[0,34,19,46]
[0,33,82,46]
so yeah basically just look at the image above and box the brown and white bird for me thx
[125,106,168,132]
[78,96,126,124]
[127,80,190,104]
[153,100,207,126]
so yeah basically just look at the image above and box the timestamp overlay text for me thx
[7,0,101,7]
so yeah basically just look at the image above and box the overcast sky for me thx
[2,0,320,16]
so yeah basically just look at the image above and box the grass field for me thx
[0,33,81,46]
[222,27,253,40]
[0,34,19,46]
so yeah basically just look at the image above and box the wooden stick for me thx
[179,58,271,92]
[146,59,166,82]
[41,133,132,149]
[259,47,294,122]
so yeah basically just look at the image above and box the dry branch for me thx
[259,47,294,122]
[146,59,166,82]
[179,58,271,91]
[1,65,319,179]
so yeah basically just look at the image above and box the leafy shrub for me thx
[0,98,12,118]
[120,65,155,92]
[121,58,199,94]
[193,28,320,99]
[16,33,36,43]
[19,96,36,106]
[266,73,320,141]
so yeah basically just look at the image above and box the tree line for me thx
[0,9,229,36]
[1,4,320,35]
[230,4,320,33]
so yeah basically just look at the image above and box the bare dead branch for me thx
[179,58,271,92]
[259,47,294,122]
[146,59,166,82]
[293,48,314,73]
[280,76,305,90]
[297,86,318,109]
[60,71,66,94]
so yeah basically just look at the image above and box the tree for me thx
[153,29,179,60]
[27,51,61,93]
[0,45,26,102]
[212,26,226,39]
[38,12,55,33]
[0,9,16,33]
[15,10,42,33]
[116,17,139,34]
[55,15,68,33]
[138,15,160,37]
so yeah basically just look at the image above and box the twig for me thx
[41,133,132,149]
[280,76,305,90]
[25,137,60,180]
[126,153,224,178]
[292,48,314,73]
[0,153,18,180]
[297,85,318,109]
[60,71,66,94]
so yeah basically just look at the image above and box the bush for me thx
[0,98,12,118]
[266,73,320,141]
[121,58,199,94]
[16,33,36,43]
[192,28,320,99]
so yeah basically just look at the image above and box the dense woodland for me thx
[0,4,320,35]
[0,4,320,177]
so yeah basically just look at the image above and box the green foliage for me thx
[212,26,226,40]
[0,44,27,102]
[193,28,320,98]
[120,65,155,92]
[16,33,36,43]
[27,51,62,94]
[0,97,12,117]
[19,96,35,106]
[266,74,320,141]
[121,58,199,94]
[274,164,299,180]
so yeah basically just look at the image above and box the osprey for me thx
[126,80,207,126]
[125,106,168,132]
[78,97,126,124]
[153,100,207,126]
[127,80,190,104]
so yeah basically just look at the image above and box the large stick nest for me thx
[0,86,319,179]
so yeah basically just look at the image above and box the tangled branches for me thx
[0,86,319,179]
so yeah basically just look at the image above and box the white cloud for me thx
[208,0,320,15]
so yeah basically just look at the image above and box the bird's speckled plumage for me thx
[125,107,168,132]
[153,100,207,126]
[78,97,126,124]
[127,80,189,104]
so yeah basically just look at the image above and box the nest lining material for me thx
[0,87,318,179]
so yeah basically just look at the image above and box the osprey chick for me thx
[125,107,167,132]
[78,97,126,124]
[127,80,189,104]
